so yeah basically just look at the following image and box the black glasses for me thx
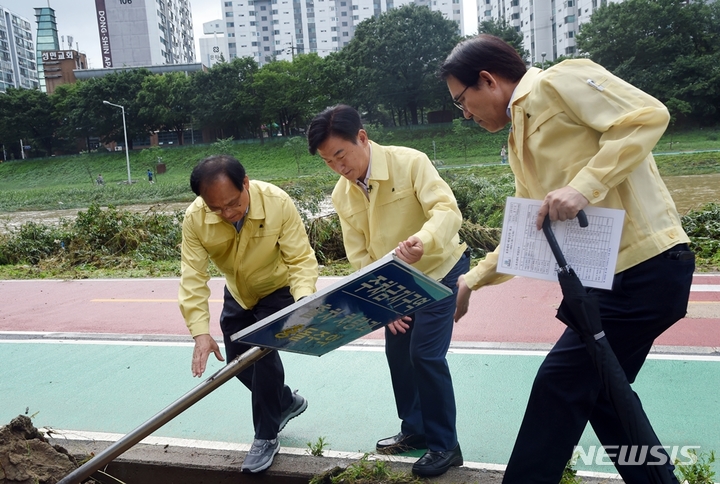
[452,84,471,111]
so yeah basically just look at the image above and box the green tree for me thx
[253,53,331,136]
[191,57,260,139]
[337,4,461,125]
[137,72,194,145]
[478,19,529,62]
[0,87,58,158]
[576,0,720,124]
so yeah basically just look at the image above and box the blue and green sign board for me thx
[231,254,452,356]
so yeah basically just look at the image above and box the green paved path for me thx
[2,339,718,477]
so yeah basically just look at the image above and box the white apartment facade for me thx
[220,0,463,66]
[475,0,624,65]
[0,5,39,92]
[94,0,195,68]
[198,19,230,68]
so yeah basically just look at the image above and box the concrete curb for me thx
[52,438,623,484]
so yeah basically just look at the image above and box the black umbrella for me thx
[542,212,675,484]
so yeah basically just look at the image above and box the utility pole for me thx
[286,40,296,60]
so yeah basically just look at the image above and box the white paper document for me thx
[496,197,625,289]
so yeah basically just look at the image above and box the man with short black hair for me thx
[440,34,694,484]
[179,154,318,473]
[308,105,470,477]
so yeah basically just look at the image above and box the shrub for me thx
[682,203,720,268]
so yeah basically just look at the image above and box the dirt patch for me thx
[0,415,78,484]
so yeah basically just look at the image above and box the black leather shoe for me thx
[376,432,427,454]
[412,444,463,477]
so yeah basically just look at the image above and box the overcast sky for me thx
[1,0,475,69]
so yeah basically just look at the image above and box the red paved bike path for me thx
[1,274,718,347]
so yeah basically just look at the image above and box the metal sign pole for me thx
[57,346,271,484]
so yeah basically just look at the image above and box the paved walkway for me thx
[1,275,719,479]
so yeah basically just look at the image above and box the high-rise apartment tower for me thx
[0,5,38,92]
[94,0,195,67]
[221,0,463,66]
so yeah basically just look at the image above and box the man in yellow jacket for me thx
[179,154,318,473]
[307,105,470,477]
[440,35,694,483]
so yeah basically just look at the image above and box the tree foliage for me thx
[576,0,720,124]
[337,4,461,125]
[478,19,529,62]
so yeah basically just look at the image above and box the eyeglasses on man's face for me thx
[453,84,471,111]
[204,196,244,215]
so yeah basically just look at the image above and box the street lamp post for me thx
[541,52,547,70]
[103,100,132,184]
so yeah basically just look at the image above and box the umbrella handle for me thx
[542,210,588,269]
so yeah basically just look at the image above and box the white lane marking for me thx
[2,333,719,361]
[692,285,720,292]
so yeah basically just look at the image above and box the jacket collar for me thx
[342,140,389,194]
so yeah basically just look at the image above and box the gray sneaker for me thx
[241,438,280,473]
[279,390,308,432]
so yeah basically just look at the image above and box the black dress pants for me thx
[220,286,295,440]
[503,245,695,484]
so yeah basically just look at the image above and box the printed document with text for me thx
[497,197,625,289]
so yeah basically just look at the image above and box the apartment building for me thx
[198,19,230,68]
[475,0,624,65]
[0,5,39,92]
[94,0,195,68]
[220,0,464,66]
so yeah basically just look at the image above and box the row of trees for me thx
[0,5,472,159]
[1,0,719,159]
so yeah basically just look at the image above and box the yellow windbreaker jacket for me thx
[464,59,689,290]
[332,141,467,281]
[179,180,318,337]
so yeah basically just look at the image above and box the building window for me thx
[262,26,268,30]
[264,46,270,51]
[352,4,358,8]
[261,5,267,9]
[564,14,575,22]
[249,10,256,15]
[229,42,236,47]
[261,15,267,20]
[252,41,258,45]
[272,9,278,13]
[342,31,349,36]
[511,12,519,19]
[274,29,280,34]
[568,30,574,37]
[263,36,269,40]
[225,11,233,16]
[227,21,235,26]
[332,36,338,41]
[250,21,256,25]
[353,15,358,19]
[224,1,232,5]
[341,11,347,15]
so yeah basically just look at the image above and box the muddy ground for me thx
[0,415,80,484]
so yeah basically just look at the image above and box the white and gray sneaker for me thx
[241,438,280,473]
[279,390,308,432]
